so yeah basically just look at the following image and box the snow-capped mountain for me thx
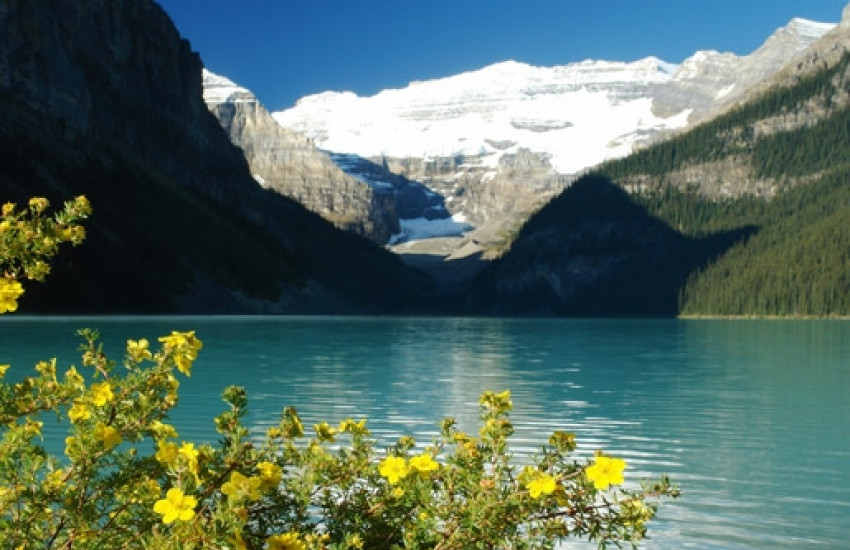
[274,18,833,176]
[267,15,834,267]
[274,57,684,176]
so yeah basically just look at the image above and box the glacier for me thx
[273,17,834,177]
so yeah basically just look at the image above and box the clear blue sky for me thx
[155,0,848,111]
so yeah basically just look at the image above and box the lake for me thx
[2,316,848,549]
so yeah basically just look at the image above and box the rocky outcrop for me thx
[0,0,432,313]
[653,18,835,123]
[202,70,399,243]
[381,149,570,256]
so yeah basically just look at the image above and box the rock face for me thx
[202,70,398,243]
[735,5,850,105]
[653,18,836,122]
[0,0,431,313]
[382,149,571,257]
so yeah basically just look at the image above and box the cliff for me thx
[0,0,431,313]
[202,70,399,244]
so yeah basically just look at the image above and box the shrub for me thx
[0,197,677,549]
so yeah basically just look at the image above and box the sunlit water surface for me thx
[2,317,848,549]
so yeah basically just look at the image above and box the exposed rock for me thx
[202,70,399,243]
[720,4,850,115]
[381,148,570,260]
[0,0,432,314]
[654,18,836,123]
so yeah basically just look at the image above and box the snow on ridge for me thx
[272,14,833,175]
[786,17,836,39]
[273,56,684,174]
[715,83,736,99]
[202,68,256,104]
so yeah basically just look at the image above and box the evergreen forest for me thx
[594,53,850,317]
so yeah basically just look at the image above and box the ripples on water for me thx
[2,316,848,549]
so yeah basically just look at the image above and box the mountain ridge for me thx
[262,13,835,275]
[0,0,433,314]
[273,16,833,175]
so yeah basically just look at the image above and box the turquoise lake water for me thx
[2,317,848,549]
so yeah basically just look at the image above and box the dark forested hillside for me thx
[590,52,850,317]
[462,176,753,316]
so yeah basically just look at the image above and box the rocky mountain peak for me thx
[202,68,255,103]
[201,69,401,244]
[731,3,850,108]
[655,16,835,122]
[842,3,850,27]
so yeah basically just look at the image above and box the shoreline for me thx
[678,314,850,321]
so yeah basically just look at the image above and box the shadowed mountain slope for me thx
[0,0,432,313]
[463,175,753,316]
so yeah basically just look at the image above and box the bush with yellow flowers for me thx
[0,197,678,549]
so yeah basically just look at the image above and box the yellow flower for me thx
[89,381,114,407]
[150,420,178,439]
[338,418,368,434]
[28,197,49,212]
[1,201,14,216]
[68,401,91,423]
[153,487,197,524]
[409,453,439,475]
[526,473,557,499]
[72,195,92,216]
[155,440,179,466]
[585,455,627,490]
[0,365,9,378]
[158,331,202,376]
[93,422,122,449]
[0,278,24,314]
[179,442,198,461]
[179,442,200,476]
[64,366,84,388]
[257,461,282,490]
[313,421,336,442]
[126,338,152,363]
[479,389,513,412]
[266,532,305,550]
[221,471,262,503]
[379,456,409,485]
